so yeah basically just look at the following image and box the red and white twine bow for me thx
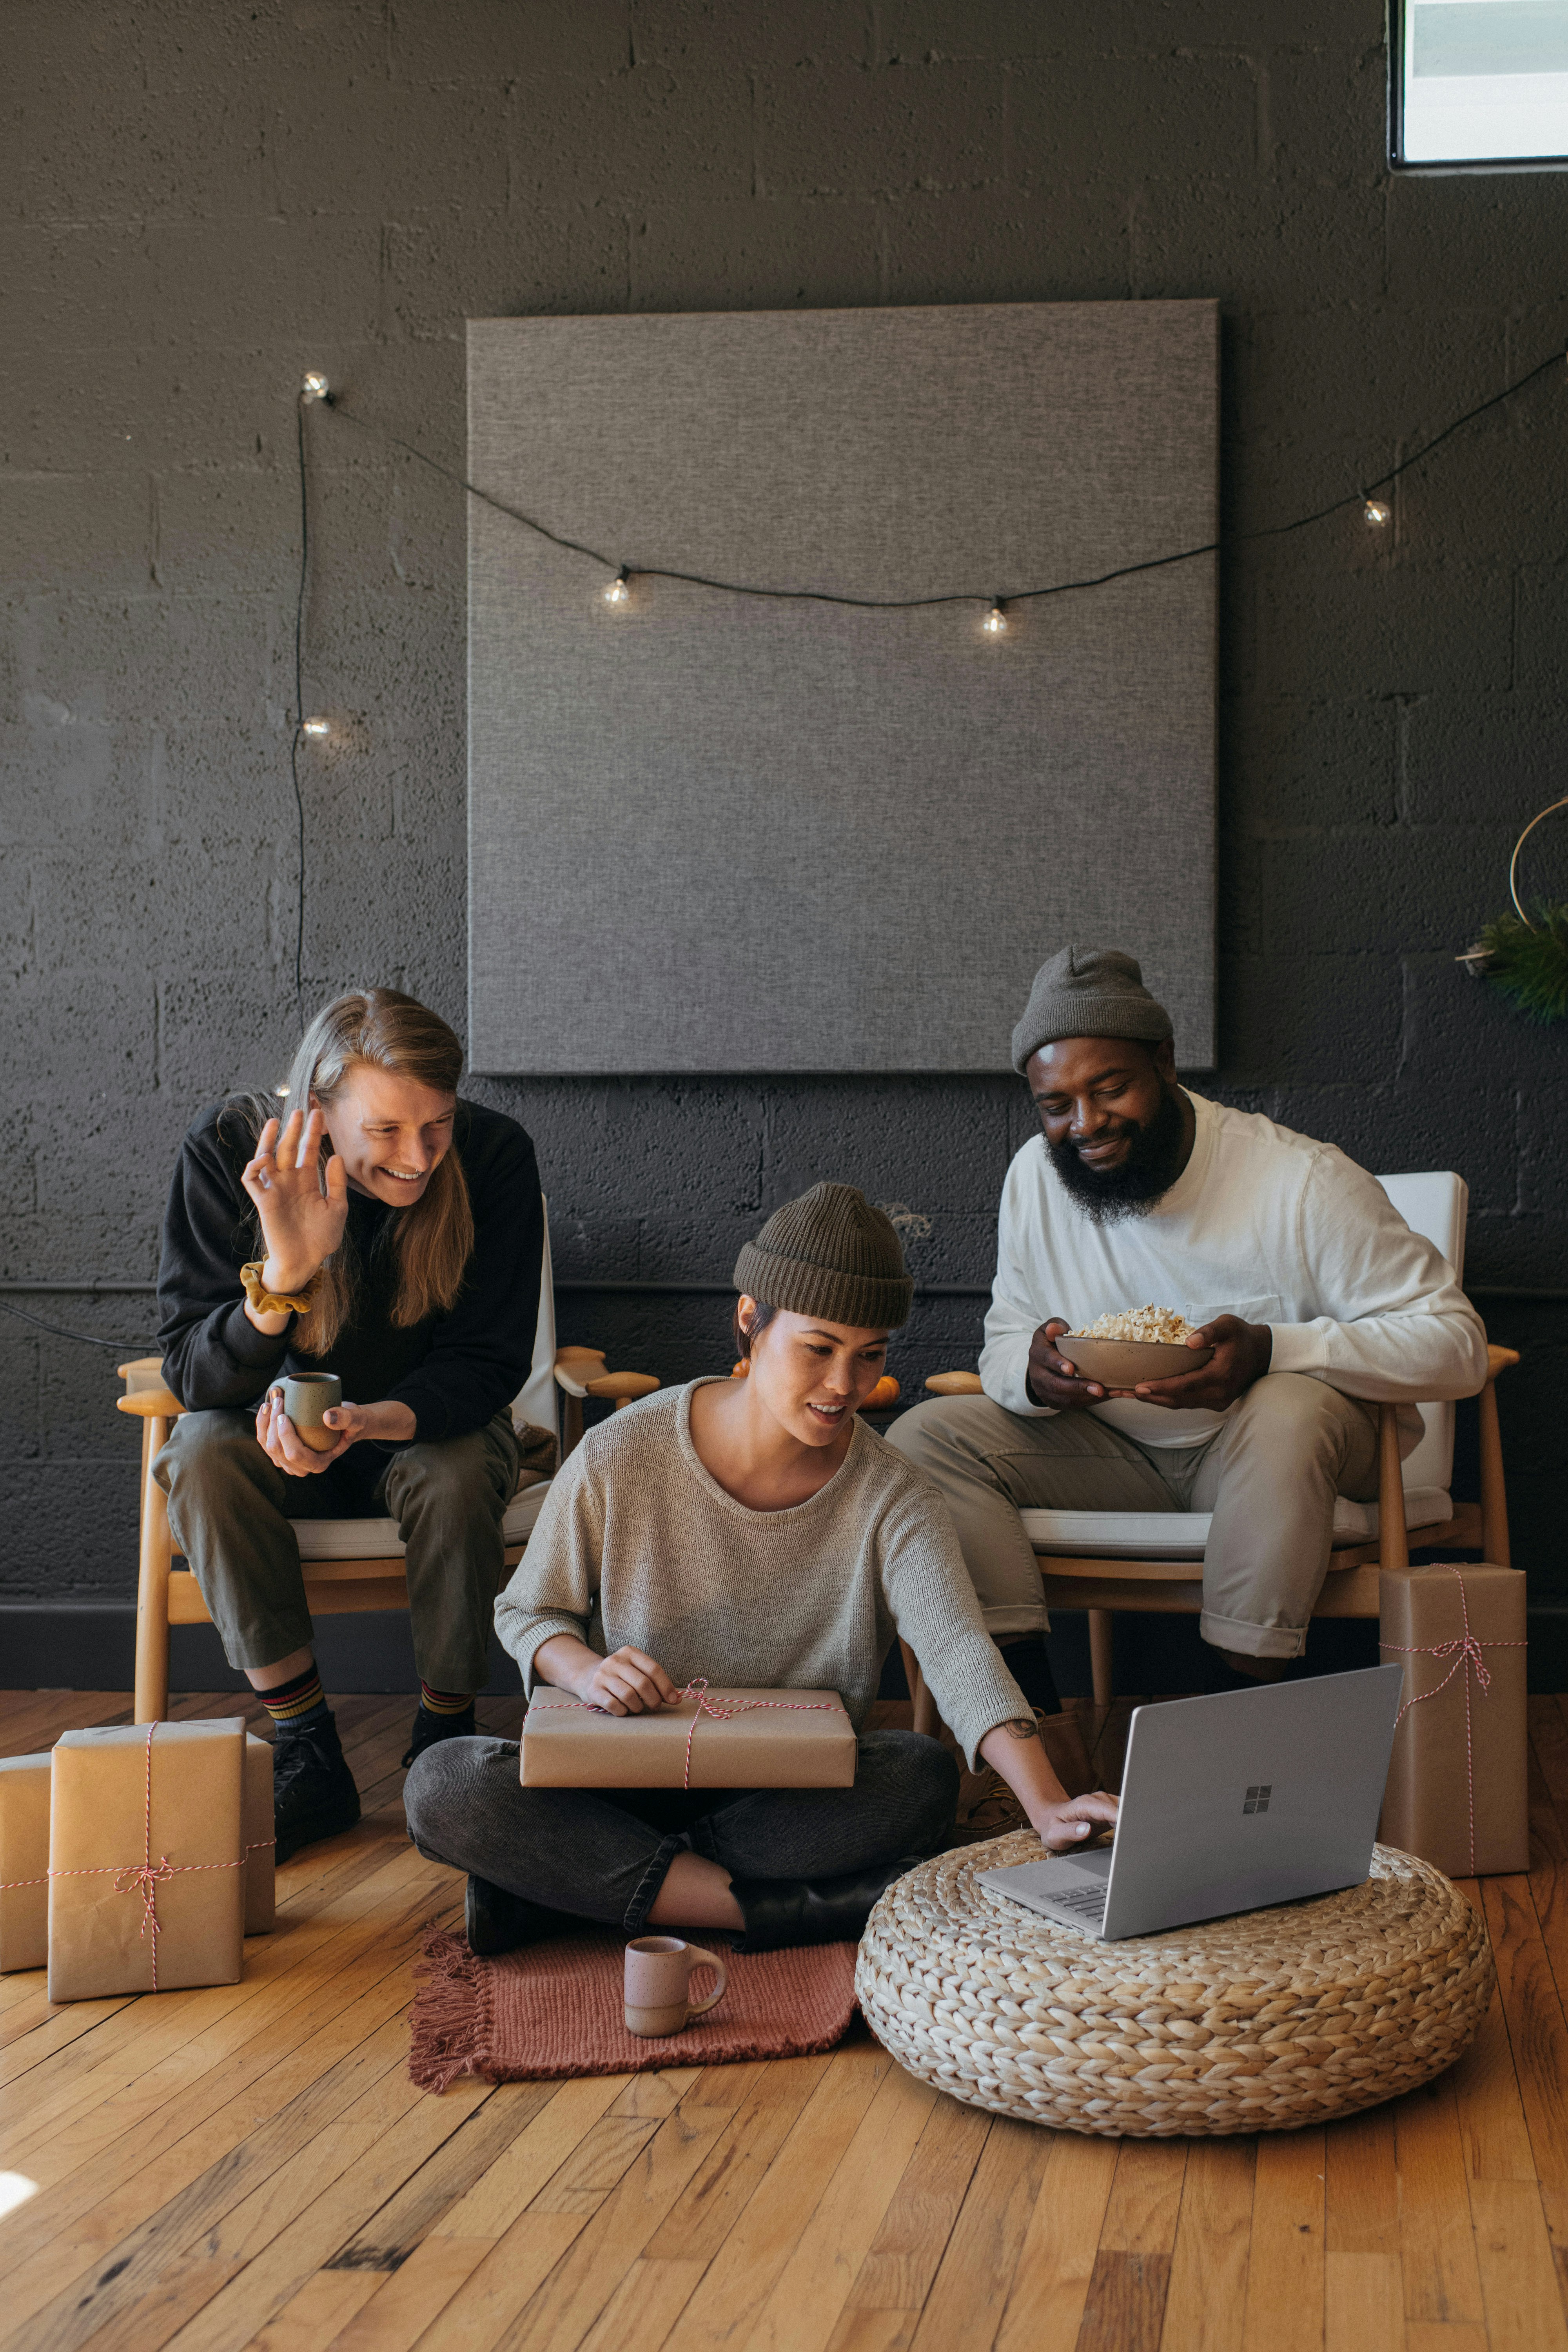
[0,1722,274,1990]
[1382,1565,1526,1877]
[540,1676,837,1789]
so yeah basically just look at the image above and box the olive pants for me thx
[156,1407,521,1691]
[885,1374,1381,1660]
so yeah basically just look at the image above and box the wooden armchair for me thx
[117,1210,656,1723]
[914,1172,1515,1717]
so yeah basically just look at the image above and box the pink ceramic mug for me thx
[623,1935,728,2037]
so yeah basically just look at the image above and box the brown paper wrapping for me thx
[48,1719,246,2002]
[0,1753,51,1973]
[1379,1563,1528,1879]
[521,1687,857,1789]
[244,1734,276,1935]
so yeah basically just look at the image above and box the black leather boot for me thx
[728,1853,925,1954]
[272,1718,361,1864]
[465,1874,579,1957]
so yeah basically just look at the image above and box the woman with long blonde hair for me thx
[156,989,543,1862]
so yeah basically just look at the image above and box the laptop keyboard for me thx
[1042,1880,1109,1926]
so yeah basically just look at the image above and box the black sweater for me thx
[157,1099,544,1443]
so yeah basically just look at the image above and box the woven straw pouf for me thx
[856,1833,1493,2137]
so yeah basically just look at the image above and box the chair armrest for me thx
[584,1370,660,1406]
[116,1357,184,1419]
[553,1347,607,1398]
[1488,1343,1520,1380]
[925,1370,984,1396]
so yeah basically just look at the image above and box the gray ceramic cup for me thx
[280,1372,342,1453]
[623,1935,728,2037]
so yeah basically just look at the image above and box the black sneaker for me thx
[401,1702,477,1771]
[272,1720,361,1864]
[465,1874,578,1957]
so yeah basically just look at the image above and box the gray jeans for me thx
[885,1374,1380,1660]
[156,1406,521,1690]
[403,1728,960,1934]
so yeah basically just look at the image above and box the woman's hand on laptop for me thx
[1034,1791,1120,1852]
[1131,1314,1273,1411]
[978,1715,1119,1850]
[533,1633,682,1716]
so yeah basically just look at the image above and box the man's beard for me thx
[1047,1086,1189,1223]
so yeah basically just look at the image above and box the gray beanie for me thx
[733,1182,913,1330]
[1010,945,1173,1073]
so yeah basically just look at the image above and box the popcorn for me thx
[1071,1305,1196,1345]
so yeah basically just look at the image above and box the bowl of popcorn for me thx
[1054,1307,1213,1388]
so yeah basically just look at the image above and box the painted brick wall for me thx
[4,0,1565,1620]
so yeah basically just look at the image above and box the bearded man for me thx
[887,945,1488,1688]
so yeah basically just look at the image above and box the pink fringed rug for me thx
[409,1927,860,2090]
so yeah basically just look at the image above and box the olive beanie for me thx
[1010,944,1174,1073]
[733,1182,914,1330]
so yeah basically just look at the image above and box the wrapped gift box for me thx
[521,1686,857,1789]
[1379,1562,1528,1880]
[49,1719,246,2002]
[0,1752,51,1973]
[243,1733,276,1935]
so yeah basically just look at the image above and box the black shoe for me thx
[402,1702,477,1771]
[272,1720,361,1864]
[729,1853,925,1954]
[465,1874,579,1957]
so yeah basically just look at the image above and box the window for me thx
[1394,0,1568,166]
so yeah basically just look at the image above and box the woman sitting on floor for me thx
[404,1182,1117,1955]
[156,987,544,1864]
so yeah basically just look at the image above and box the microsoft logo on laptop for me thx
[1243,1784,1272,1815]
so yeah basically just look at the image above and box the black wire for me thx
[324,344,1563,608]
[0,1298,155,1352]
[290,397,310,1022]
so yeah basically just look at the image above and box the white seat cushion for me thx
[1022,1488,1453,1561]
[290,1477,553,1564]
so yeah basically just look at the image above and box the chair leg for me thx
[134,1413,174,1724]
[1477,1377,1512,1566]
[1088,1610,1114,1709]
[1376,1402,1409,1576]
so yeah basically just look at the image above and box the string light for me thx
[299,716,330,738]
[603,566,630,604]
[301,372,331,404]
[319,343,1563,623]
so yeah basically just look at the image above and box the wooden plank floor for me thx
[4,1686,1568,2352]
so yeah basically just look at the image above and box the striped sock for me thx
[261,1662,329,1733]
[418,1682,474,1718]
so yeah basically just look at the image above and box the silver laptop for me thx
[978,1666,1403,1941]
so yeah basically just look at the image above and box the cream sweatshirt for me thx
[980,1092,1489,1454]
[494,1379,1028,1769]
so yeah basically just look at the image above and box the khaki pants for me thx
[885,1374,1380,1661]
[156,1407,521,1691]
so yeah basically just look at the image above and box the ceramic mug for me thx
[279,1372,343,1452]
[623,1935,728,2037]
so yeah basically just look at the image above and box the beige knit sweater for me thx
[494,1379,1028,1769]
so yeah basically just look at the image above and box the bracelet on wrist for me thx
[240,1260,321,1318]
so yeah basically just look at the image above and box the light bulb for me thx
[1363,498,1391,526]
[301,372,331,403]
[299,716,330,739]
[604,566,630,604]
[982,600,1007,635]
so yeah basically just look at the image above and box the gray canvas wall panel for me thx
[468,301,1217,1073]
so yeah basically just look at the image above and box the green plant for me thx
[1471,902,1568,1024]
